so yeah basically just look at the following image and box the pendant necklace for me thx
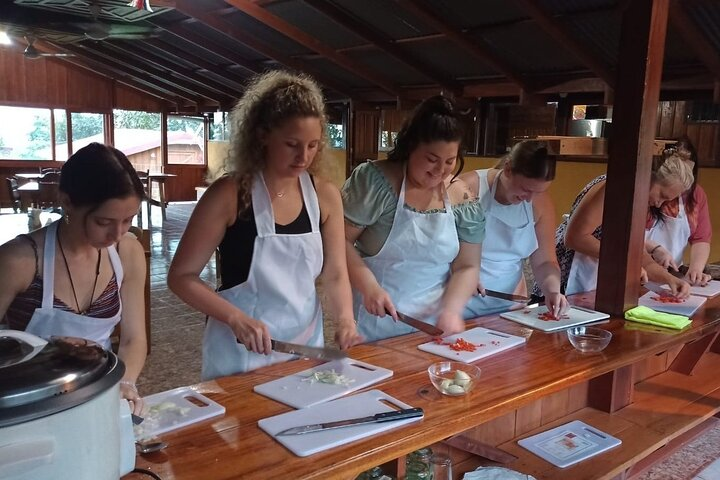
[57,228,102,315]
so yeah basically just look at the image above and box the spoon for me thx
[136,439,168,454]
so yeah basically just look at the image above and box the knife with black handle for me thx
[276,407,424,435]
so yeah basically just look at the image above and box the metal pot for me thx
[0,330,135,480]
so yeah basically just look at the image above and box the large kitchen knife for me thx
[484,289,530,303]
[270,339,346,361]
[276,407,424,435]
[396,311,444,336]
[643,281,675,298]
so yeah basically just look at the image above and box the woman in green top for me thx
[342,96,486,342]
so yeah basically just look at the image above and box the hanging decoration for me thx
[128,0,153,12]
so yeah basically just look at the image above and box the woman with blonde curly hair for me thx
[168,71,361,380]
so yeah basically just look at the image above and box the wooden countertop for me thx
[131,293,720,480]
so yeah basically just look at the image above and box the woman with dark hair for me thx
[0,142,147,414]
[460,140,568,318]
[342,95,485,342]
[542,149,693,298]
[644,137,712,286]
[168,71,361,380]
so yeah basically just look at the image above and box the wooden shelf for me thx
[491,352,720,480]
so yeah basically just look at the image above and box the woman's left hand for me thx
[436,311,465,337]
[685,269,711,287]
[334,320,364,350]
[545,292,569,317]
[120,381,145,416]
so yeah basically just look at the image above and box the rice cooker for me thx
[0,330,135,480]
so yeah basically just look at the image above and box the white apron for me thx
[201,171,323,380]
[464,169,538,319]
[25,221,124,350]
[354,172,459,342]
[645,195,691,266]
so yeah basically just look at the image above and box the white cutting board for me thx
[417,326,526,362]
[638,291,706,317]
[253,357,393,409]
[500,305,610,332]
[258,389,421,457]
[133,386,225,440]
[671,280,720,298]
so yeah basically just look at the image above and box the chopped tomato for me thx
[651,295,685,304]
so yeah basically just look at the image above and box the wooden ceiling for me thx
[1,0,719,111]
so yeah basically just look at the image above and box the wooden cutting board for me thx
[253,357,393,409]
[638,291,707,317]
[133,387,225,440]
[417,326,526,363]
[500,305,609,332]
[258,389,421,457]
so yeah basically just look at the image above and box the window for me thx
[70,112,105,154]
[326,104,346,149]
[209,112,229,141]
[0,106,53,160]
[378,109,405,152]
[167,114,205,165]
[54,109,68,161]
[687,101,720,124]
[113,109,162,172]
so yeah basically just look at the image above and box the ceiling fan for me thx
[23,36,75,60]
[72,0,158,41]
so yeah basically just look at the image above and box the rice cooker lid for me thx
[0,332,124,426]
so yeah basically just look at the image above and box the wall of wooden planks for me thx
[656,101,719,166]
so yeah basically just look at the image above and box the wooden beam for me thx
[395,0,533,92]
[513,0,616,88]
[595,0,670,315]
[222,0,400,96]
[144,39,250,88]
[76,43,225,105]
[669,0,720,80]
[173,0,356,99]
[53,43,195,106]
[669,332,720,375]
[107,41,243,98]
[302,0,461,95]
[151,22,262,76]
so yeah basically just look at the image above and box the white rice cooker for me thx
[0,330,135,480]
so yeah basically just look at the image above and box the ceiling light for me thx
[0,31,12,45]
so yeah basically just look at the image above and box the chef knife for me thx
[395,311,444,336]
[643,281,675,298]
[484,289,531,303]
[270,339,346,361]
[276,407,424,436]
[236,337,347,361]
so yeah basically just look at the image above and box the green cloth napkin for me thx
[624,305,692,330]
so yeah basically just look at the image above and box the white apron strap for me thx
[252,172,276,237]
[41,222,59,309]
[298,171,320,233]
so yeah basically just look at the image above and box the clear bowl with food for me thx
[566,326,612,353]
[427,361,481,396]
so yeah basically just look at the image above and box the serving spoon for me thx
[136,439,168,454]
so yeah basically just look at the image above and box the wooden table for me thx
[130,294,720,480]
[0,212,60,245]
[140,173,176,226]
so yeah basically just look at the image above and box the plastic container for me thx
[566,326,612,353]
[427,361,481,396]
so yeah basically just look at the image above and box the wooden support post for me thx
[588,365,634,413]
[595,0,670,316]
[711,332,720,354]
[714,80,720,104]
[670,331,720,375]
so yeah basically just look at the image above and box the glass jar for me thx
[356,466,385,480]
[406,447,433,480]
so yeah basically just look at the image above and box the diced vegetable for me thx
[302,369,356,387]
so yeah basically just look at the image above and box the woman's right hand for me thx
[651,245,679,271]
[362,284,397,319]
[230,315,272,355]
[666,276,691,299]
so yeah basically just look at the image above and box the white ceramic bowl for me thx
[567,326,612,353]
[427,361,481,396]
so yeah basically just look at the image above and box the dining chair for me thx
[135,169,151,229]
[5,177,21,213]
[37,182,60,210]
[39,171,61,184]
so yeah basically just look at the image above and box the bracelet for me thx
[650,245,662,256]
[120,380,138,392]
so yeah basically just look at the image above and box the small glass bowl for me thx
[567,326,612,353]
[427,361,481,396]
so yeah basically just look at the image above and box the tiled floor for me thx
[139,202,719,480]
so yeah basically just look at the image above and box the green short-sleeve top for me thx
[342,161,486,257]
